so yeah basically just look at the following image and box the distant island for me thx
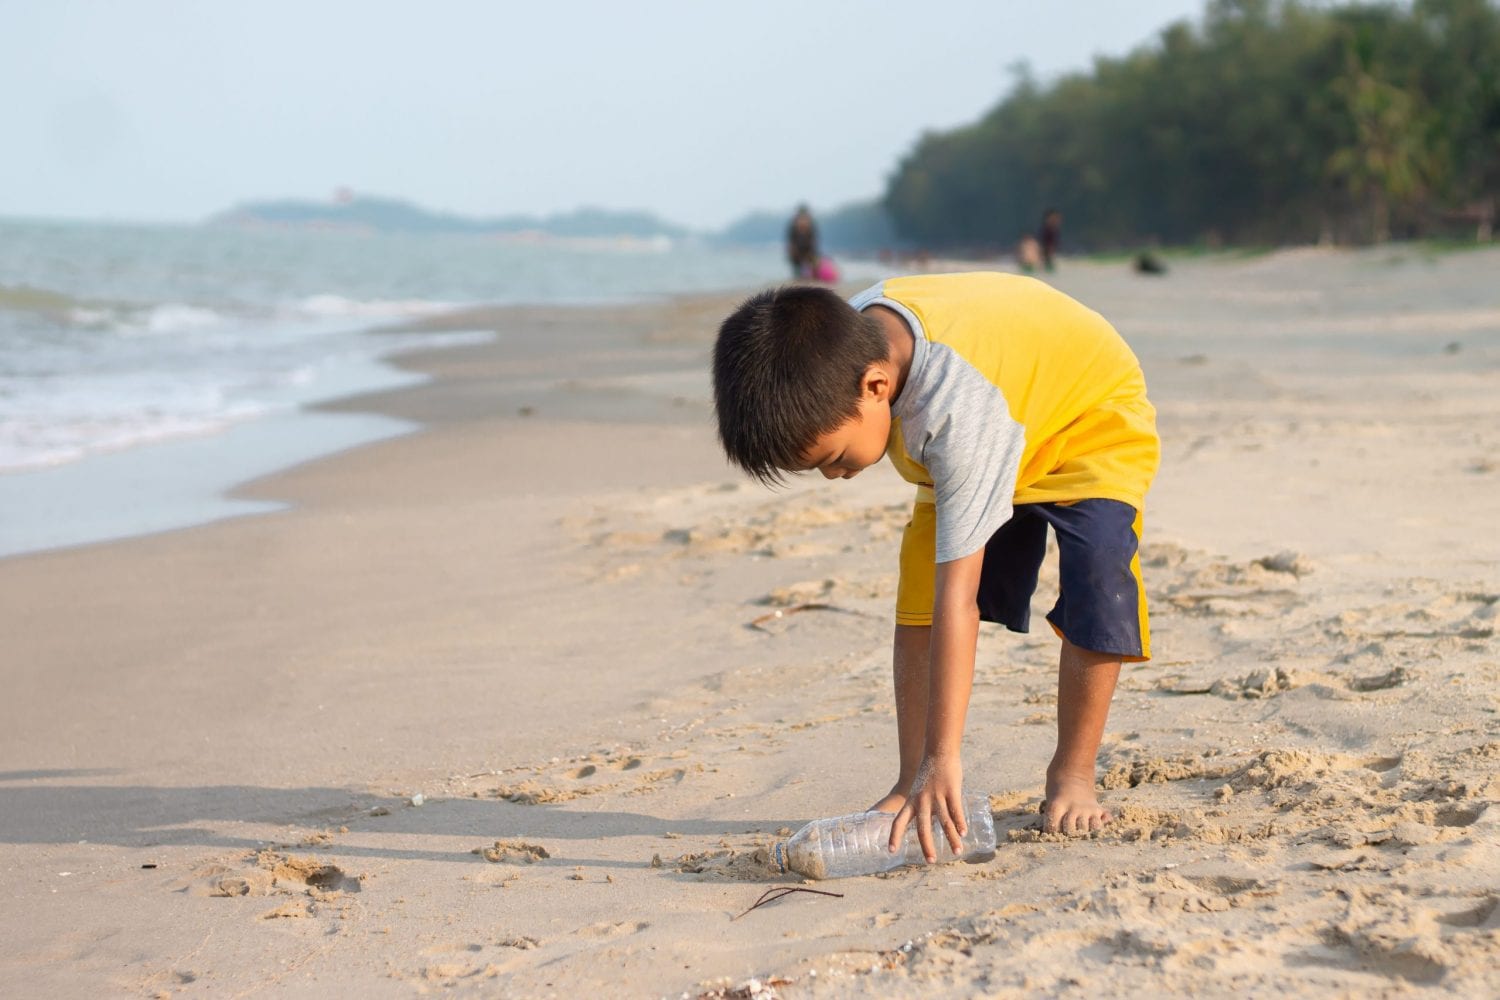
[210,193,897,253]
[210,194,692,242]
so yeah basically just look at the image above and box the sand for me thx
[1,246,1497,998]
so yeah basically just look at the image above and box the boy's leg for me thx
[871,624,930,813]
[1045,639,1120,833]
[1031,499,1149,834]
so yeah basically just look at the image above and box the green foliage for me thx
[884,0,1500,248]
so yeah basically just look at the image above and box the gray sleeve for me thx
[906,345,1027,563]
[847,283,886,310]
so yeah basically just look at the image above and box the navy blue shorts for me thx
[977,499,1150,661]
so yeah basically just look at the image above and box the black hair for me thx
[712,285,888,485]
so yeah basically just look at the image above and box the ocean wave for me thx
[0,331,490,474]
[0,282,240,336]
[2,285,463,337]
[132,303,232,335]
[291,294,461,321]
[0,405,271,473]
[0,283,89,316]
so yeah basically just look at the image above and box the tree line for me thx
[882,0,1500,250]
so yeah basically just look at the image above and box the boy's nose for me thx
[820,466,842,480]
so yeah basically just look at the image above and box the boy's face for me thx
[795,383,892,481]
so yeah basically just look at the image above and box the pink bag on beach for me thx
[813,257,840,283]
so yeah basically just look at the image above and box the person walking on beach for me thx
[1038,208,1063,272]
[712,273,1158,860]
[786,204,820,279]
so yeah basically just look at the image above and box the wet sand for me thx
[1,246,1497,997]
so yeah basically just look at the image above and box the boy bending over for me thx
[711,273,1159,861]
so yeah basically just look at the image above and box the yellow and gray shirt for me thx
[851,273,1159,617]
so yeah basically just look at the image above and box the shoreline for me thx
[0,327,500,561]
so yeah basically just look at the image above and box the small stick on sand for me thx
[731,886,844,921]
[746,602,870,632]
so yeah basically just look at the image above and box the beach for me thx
[1,246,1497,997]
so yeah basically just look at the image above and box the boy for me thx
[711,273,1159,863]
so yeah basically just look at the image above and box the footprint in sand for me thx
[1348,665,1412,692]
[1326,889,1472,986]
[578,920,649,939]
[1435,896,1499,928]
[498,935,542,950]
[411,940,540,984]
[488,753,647,803]
[1179,873,1268,897]
[260,900,314,920]
[1327,589,1495,652]
[569,755,641,780]
[1162,872,1269,911]
[1431,803,1489,828]
[262,854,361,893]
[475,840,550,864]
[419,962,502,984]
[423,942,484,956]
[1097,748,1237,789]
[1148,545,1310,620]
[194,851,361,898]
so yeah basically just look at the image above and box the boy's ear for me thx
[862,363,892,401]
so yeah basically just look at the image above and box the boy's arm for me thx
[887,547,985,862]
[871,625,932,815]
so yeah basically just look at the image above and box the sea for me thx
[0,218,852,558]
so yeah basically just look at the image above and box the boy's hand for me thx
[888,754,966,862]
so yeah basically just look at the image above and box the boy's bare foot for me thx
[1043,771,1111,834]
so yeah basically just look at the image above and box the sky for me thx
[2,0,1208,231]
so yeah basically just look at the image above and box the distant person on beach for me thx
[1016,234,1042,273]
[1038,208,1063,272]
[712,274,1158,858]
[786,204,819,279]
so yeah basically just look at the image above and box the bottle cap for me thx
[772,841,788,874]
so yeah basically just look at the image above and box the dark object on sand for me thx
[1134,252,1168,275]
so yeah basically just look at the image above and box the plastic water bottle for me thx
[772,792,996,879]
